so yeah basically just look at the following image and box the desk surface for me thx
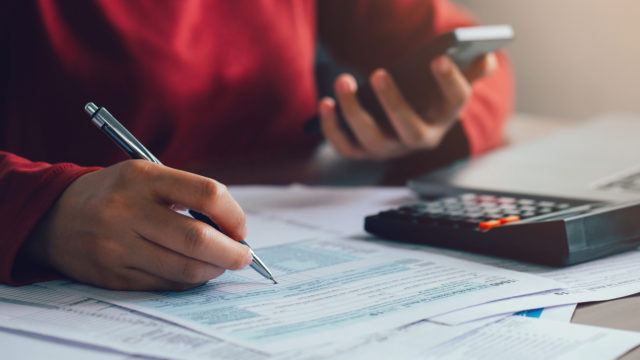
[507,113,640,359]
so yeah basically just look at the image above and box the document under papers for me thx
[0,285,623,360]
[409,317,640,360]
[430,250,640,324]
[51,214,563,353]
[0,328,134,360]
[232,185,413,236]
[0,284,267,360]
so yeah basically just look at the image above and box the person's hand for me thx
[319,53,498,160]
[23,160,252,291]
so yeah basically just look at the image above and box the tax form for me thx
[52,213,563,353]
[0,283,491,359]
[233,186,640,326]
[0,284,266,360]
[380,317,640,360]
[430,250,640,324]
[4,286,631,360]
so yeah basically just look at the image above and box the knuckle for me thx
[200,178,225,203]
[119,160,153,180]
[402,130,431,148]
[183,224,208,254]
[422,133,441,150]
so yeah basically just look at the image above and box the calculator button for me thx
[519,205,537,212]
[479,195,498,202]
[461,193,478,200]
[517,199,536,205]
[499,215,521,224]
[479,220,501,230]
[538,201,556,207]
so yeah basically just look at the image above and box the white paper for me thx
[422,317,640,360]
[0,284,267,360]
[0,328,134,360]
[0,284,511,360]
[291,317,640,360]
[232,185,413,236]
[430,250,640,324]
[50,213,562,353]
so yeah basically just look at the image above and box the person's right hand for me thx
[23,160,253,291]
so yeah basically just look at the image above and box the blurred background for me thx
[456,0,640,120]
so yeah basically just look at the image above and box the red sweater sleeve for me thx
[318,0,514,156]
[0,151,98,285]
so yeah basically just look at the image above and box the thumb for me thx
[464,52,498,82]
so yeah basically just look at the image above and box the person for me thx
[0,1,513,290]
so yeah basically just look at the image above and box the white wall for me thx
[456,0,640,120]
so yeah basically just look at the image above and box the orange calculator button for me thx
[479,220,501,230]
[499,215,521,224]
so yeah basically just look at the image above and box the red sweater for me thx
[0,0,513,284]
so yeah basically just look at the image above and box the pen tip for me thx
[272,279,278,284]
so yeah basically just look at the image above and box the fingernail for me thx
[371,69,388,90]
[434,56,451,74]
[338,75,356,93]
[319,97,335,115]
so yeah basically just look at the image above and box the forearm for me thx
[0,151,99,284]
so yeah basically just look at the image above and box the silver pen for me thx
[84,102,277,284]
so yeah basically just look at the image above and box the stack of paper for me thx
[1,185,639,359]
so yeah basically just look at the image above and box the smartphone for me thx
[304,25,514,136]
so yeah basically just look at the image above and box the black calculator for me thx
[365,190,640,266]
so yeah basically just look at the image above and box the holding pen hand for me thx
[23,160,253,291]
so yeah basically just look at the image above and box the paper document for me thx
[0,328,135,360]
[0,284,503,360]
[232,185,413,235]
[0,284,267,360]
[430,250,640,324]
[421,317,640,360]
[295,316,640,360]
[52,214,563,353]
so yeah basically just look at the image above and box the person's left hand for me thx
[319,53,497,161]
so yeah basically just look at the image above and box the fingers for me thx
[135,205,253,271]
[370,69,441,150]
[333,74,401,158]
[319,97,366,159]
[144,165,246,240]
[128,233,226,284]
[431,55,473,117]
[464,52,498,82]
